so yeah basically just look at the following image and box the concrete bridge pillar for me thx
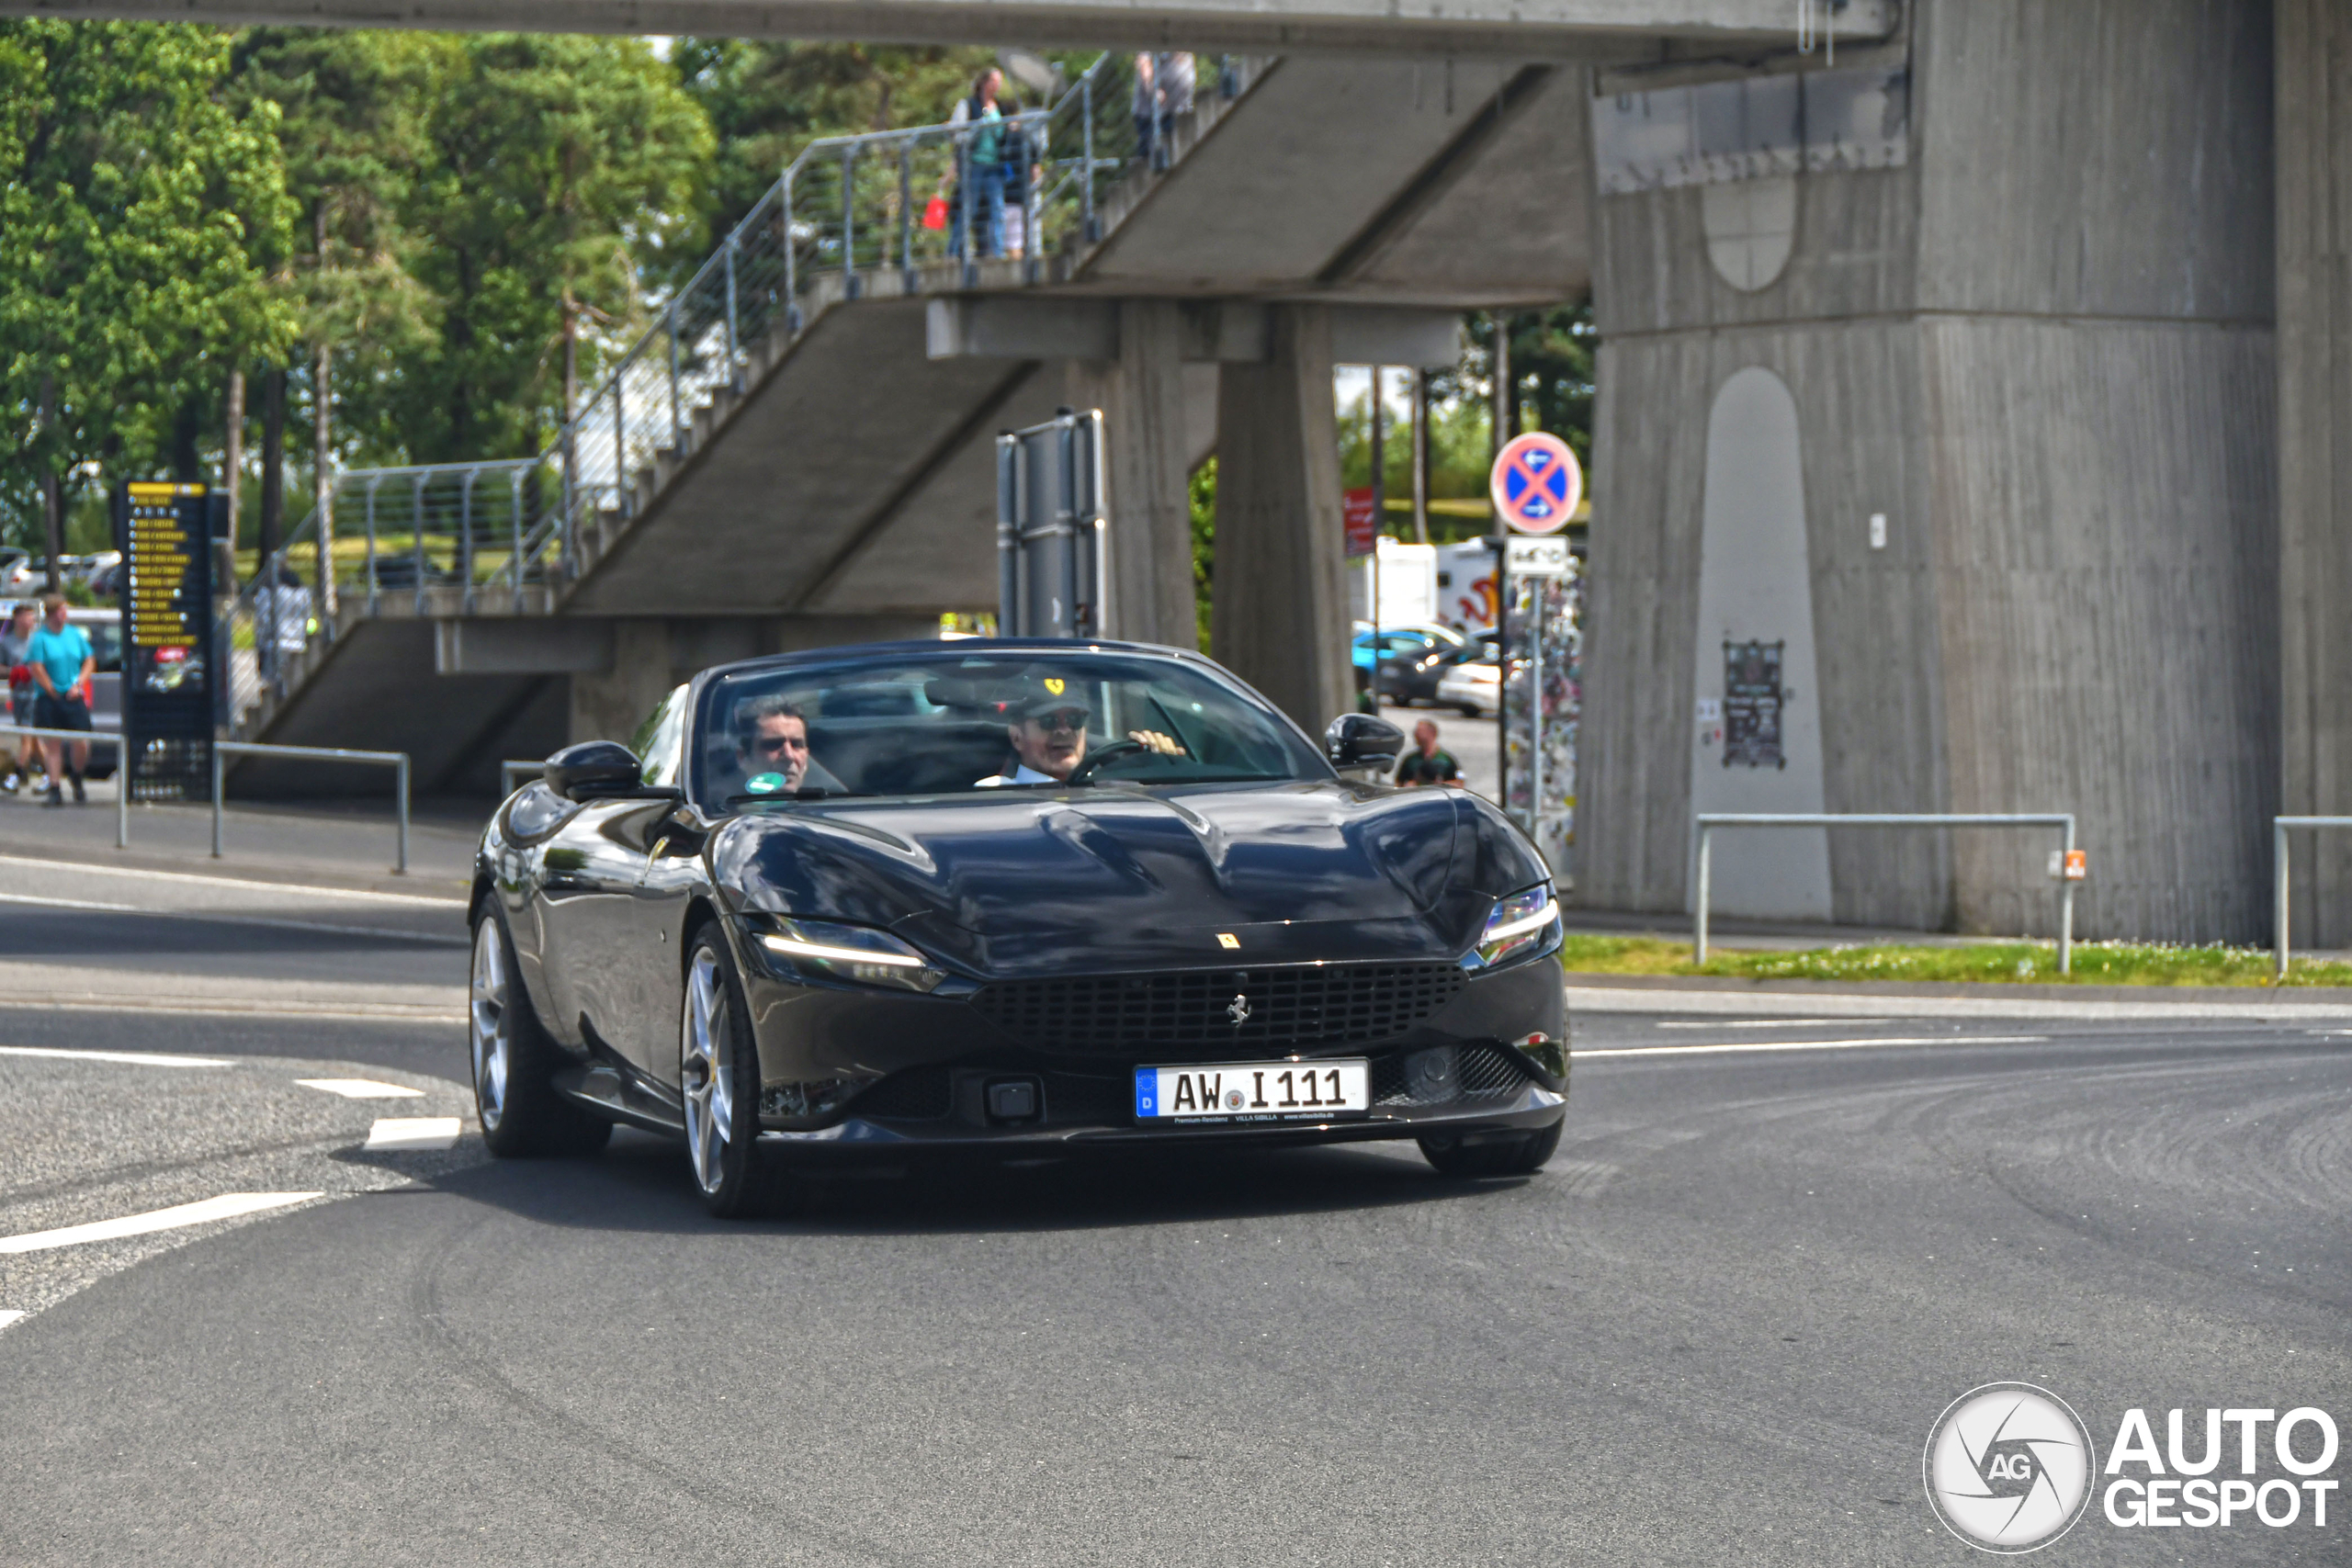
[2278,0,2352,946]
[1579,0,2278,942]
[1211,303,1353,737]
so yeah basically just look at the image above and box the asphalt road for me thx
[2,887,2347,1564]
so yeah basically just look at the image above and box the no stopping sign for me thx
[1489,432,1581,535]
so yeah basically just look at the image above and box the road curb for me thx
[1561,971,2352,1006]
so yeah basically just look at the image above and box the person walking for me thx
[1155,52,1195,164]
[1394,718,1462,788]
[0,601,39,794]
[1132,52,1158,169]
[26,593,94,807]
[944,69,1008,259]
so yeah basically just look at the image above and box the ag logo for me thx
[1924,1382,2097,1553]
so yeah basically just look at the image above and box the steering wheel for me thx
[1065,739,1147,784]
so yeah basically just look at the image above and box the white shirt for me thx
[976,764,1057,787]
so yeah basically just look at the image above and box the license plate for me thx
[1134,1059,1370,1123]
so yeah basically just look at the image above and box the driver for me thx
[977,678,1184,787]
[735,696,846,795]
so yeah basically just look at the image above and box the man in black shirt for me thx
[1394,719,1461,787]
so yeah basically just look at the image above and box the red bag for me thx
[922,195,948,231]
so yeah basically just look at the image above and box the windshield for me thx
[695,650,1328,808]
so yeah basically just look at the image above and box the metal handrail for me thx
[1693,812,2079,975]
[2271,816,2352,979]
[211,739,411,874]
[1,723,128,848]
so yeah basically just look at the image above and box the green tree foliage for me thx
[0,20,296,544]
[1435,301,1596,466]
[674,39,997,238]
[399,34,712,461]
[228,28,447,464]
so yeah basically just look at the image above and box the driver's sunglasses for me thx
[749,732,809,755]
[1031,709,1089,734]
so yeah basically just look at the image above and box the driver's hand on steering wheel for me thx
[1127,728,1186,757]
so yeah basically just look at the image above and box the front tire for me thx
[680,931,764,1217]
[469,911,611,1157]
[1419,1119,1562,1178]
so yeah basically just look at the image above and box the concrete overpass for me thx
[6,0,1894,55]
[67,0,2352,949]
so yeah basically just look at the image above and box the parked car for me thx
[1352,625,1465,705]
[1437,654,1512,716]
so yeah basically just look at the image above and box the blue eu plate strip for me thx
[1133,1068,1156,1118]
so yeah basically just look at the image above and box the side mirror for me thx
[1325,713,1406,775]
[545,740,645,802]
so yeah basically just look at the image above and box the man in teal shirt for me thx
[26,593,93,806]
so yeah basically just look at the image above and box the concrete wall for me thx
[1581,0,2278,941]
[2278,0,2352,947]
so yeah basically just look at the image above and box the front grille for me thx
[970,963,1466,1057]
[1043,1070,1131,1124]
[1373,1043,1532,1107]
[851,1066,952,1121]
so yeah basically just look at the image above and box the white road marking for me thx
[1577,1034,2048,1059]
[0,1192,322,1255]
[0,890,463,945]
[365,1117,462,1150]
[297,1077,424,1100]
[1652,1018,1851,1030]
[0,1310,25,1331]
[0,998,457,1024]
[0,853,459,907]
[0,1044,233,1068]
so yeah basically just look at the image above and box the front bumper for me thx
[729,931,1567,1156]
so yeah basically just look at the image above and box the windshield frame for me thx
[688,644,1333,812]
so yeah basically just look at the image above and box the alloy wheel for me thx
[469,918,512,1133]
[681,948,733,1194]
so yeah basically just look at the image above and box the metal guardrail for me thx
[2270,816,2352,980]
[501,759,540,796]
[225,52,1266,742]
[1,724,130,849]
[1694,812,2079,975]
[0,725,412,872]
[209,740,411,874]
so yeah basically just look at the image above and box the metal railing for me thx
[211,740,412,874]
[0,724,410,872]
[1693,813,2079,975]
[501,758,540,796]
[225,52,1264,741]
[2270,816,2352,979]
[2,724,128,848]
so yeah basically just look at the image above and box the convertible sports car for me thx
[469,638,1567,1214]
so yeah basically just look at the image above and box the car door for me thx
[614,691,707,1086]
[537,685,689,1072]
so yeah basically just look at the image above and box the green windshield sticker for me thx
[746,773,786,794]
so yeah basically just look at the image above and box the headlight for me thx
[1472,884,1560,968]
[752,917,944,993]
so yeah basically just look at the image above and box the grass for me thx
[1557,933,2352,988]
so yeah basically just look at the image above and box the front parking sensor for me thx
[985,1077,1041,1124]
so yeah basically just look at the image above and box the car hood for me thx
[709,779,1544,976]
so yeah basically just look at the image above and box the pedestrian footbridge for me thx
[230,48,1604,791]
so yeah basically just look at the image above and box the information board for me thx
[116,481,223,801]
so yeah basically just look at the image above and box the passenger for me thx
[977,679,1184,786]
[734,696,846,796]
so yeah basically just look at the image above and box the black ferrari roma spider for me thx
[469,638,1567,1214]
